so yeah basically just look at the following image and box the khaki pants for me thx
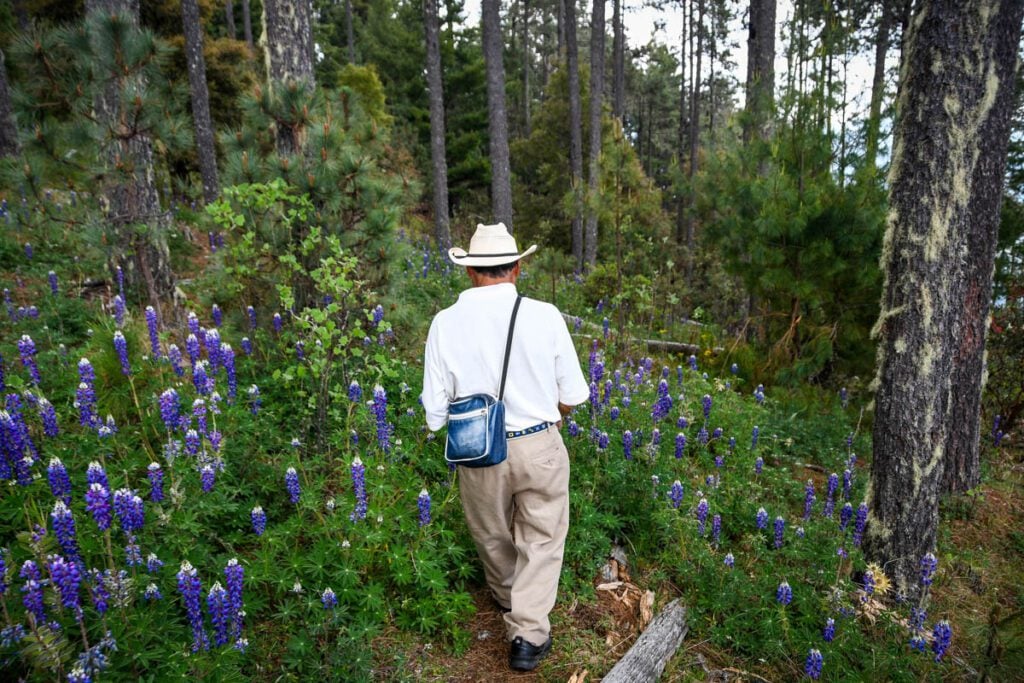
[458,425,570,646]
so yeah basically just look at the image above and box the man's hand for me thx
[557,402,573,418]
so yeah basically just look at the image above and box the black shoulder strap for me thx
[498,295,523,401]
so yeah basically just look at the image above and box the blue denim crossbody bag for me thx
[444,295,523,467]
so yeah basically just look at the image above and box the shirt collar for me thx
[457,282,518,302]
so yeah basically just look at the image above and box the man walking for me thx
[421,223,589,671]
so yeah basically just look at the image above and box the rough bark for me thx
[675,3,688,244]
[242,0,254,49]
[864,1,893,170]
[522,0,531,136]
[345,0,356,63]
[584,0,605,267]
[482,0,513,230]
[865,0,1024,594]
[612,0,625,120]
[743,0,776,143]
[685,0,704,252]
[262,0,315,155]
[602,600,688,682]
[0,50,20,158]
[182,0,220,204]
[565,0,584,266]
[225,0,237,39]
[424,0,451,250]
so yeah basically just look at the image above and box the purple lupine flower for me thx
[193,398,208,435]
[146,553,164,573]
[247,306,257,330]
[48,271,58,296]
[417,489,431,527]
[124,536,143,566]
[48,458,72,504]
[20,561,46,624]
[23,242,32,259]
[839,503,854,531]
[609,406,620,421]
[602,317,610,338]
[840,387,848,409]
[112,295,125,327]
[711,427,723,441]
[238,336,252,357]
[724,553,734,568]
[185,334,201,366]
[776,580,792,605]
[804,648,823,679]
[48,554,81,610]
[372,304,385,326]
[824,473,839,517]
[273,312,283,333]
[711,514,722,545]
[774,516,785,549]
[221,344,237,400]
[187,311,201,340]
[652,379,673,422]
[852,503,868,546]
[756,507,768,530]
[224,558,244,639]
[371,385,391,453]
[751,425,760,449]
[622,430,633,460]
[17,336,41,385]
[350,457,367,522]
[294,341,304,360]
[803,480,816,520]
[754,384,765,404]
[206,329,222,371]
[0,550,6,595]
[177,561,209,652]
[753,456,763,475]
[200,465,215,493]
[143,306,161,359]
[192,361,210,396]
[211,304,223,328]
[144,583,163,601]
[0,355,5,395]
[248,385,261,416]
[842,469,853,500]
[823,617,835,642]
[597,431,610,450]
[862,570,876,600]
[208,430,223,452]
[348,381,362,403]
[696,498,709,535]
[112,488,144,534]
[714,454,724,469]
[184,428,201,456]
[688,354,698,371]
[251,506,266,536]
[701,394,712,420]
[112,331,130,375]
[85,483,112,531]
[283,467,301,504]
[36,398,58,437]
[920,553,938,586]
[159,389,180,433]
[602,379,613,406]
[588,381,599,413]
[728,437,736,454]
[116,266,124,297]
[321,587,337,609]
[207,582,231,647]
[669,480,684,508]
[168,344,184,376]
[674,433,687,459]
[932,620,952,662]
[697,426,709,445]
[51,500,80,561]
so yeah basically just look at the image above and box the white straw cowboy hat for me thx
[448,223,538,267]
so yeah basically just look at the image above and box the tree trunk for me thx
[584,0,605,267]
[565,0,584,266]
[685,0,703,252]
[522,0,531,137]
[262,0,315,155]
[242,0,254,50]
[864,1,892,170]
[675,2,688,244]
[602,600,688,683]
[182,0,220,204]
[612,0,625,121]
[86,0,174,312]
[743,0,776,143]
[0,50,20,158]
[225,0,237,39]
[345,0,356,63]
[424,0,451,250]
[482,0,513,230]
[865,0,1023,595]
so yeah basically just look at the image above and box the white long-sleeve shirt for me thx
[421,282,590,431]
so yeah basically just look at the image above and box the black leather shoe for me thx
[509,635,552,671]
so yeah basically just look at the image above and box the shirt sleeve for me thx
[552,309,591,407]
[421,316,451,431]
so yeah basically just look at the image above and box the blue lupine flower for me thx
[711,427,723,440]
[652,379,673,422]
[212,304,223,328]
[688,355,698,371]
[144,583,163,601]
[372,304,385,326]
[176,561,209,652]
[112,489,144,534]
[145,307,161,359]
[247,306,257,330]
[701,394,712,420]
[711,514,722,545]
[48,554,81,610]
[185,334,201,366]
[248,385,261,416]
[224,558,244,640]
[804,649,823,679]
[112,332,130,375]
[295,341,305,360]
[588,381,599,413]
[206,329,222,370]
[159,389,180,433]
[724,553,734,568]
[674,433,686,458]
[776,580,792,605]
[285,467,301,504]
[714,454,724,469]
[85,482,112,531]
[321,587,337,609]
[728,436,736,454]
[187,311,201,341]
[602,380,612,406]
[184,428,201,456]
[192,361,210,396]
[17,336,41,385]
[730,363,739,374]
[567,420,579,437]
[48,271,58,296]
[610,406,620,421]
[371,385,392,453]
[753,384,765,404]
[840,503,854,531]
[19,561,46,624]
[251,506,266,536]
[598,432,610,450]
[37,398,58,437]
[417,489,431,527]
[116,266,124,297]
[756,507,768,530]
[48,458,72,504]
[824,473,839,517]
[920,553,938,586]
[146,553,164,574]
[168,344,185,376]
[51,500,81,562]
[622,430,633,460]
[0,550,6,595]
[23,242,32,259]
[125,536,143,567]
[207,582,231,647]
[112,295,125,327]
[751,425,760,449]
[350,457,367,522]
[697,426,709,445]
[803,480,816,520]
[273,312,283,333]
[842,469,852,500]
[774,516,785,549]
[602,317,609,338]
[348,381,362,403]
[669,480,684,509]
[840,387,848,409]
[221,344,237,400]
[201,465,215,493]
[193,398,208,435]
[852,503,868,546]
[696,498,709,535]
[862,570,876,601]
[932,620,952,662]
[824,617,835,642]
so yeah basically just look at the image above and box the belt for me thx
[507,422,552,439]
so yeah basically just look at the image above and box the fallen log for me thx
[561,313,723,356]
[602,598,688,683]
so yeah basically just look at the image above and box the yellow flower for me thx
[866,563,891,597]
